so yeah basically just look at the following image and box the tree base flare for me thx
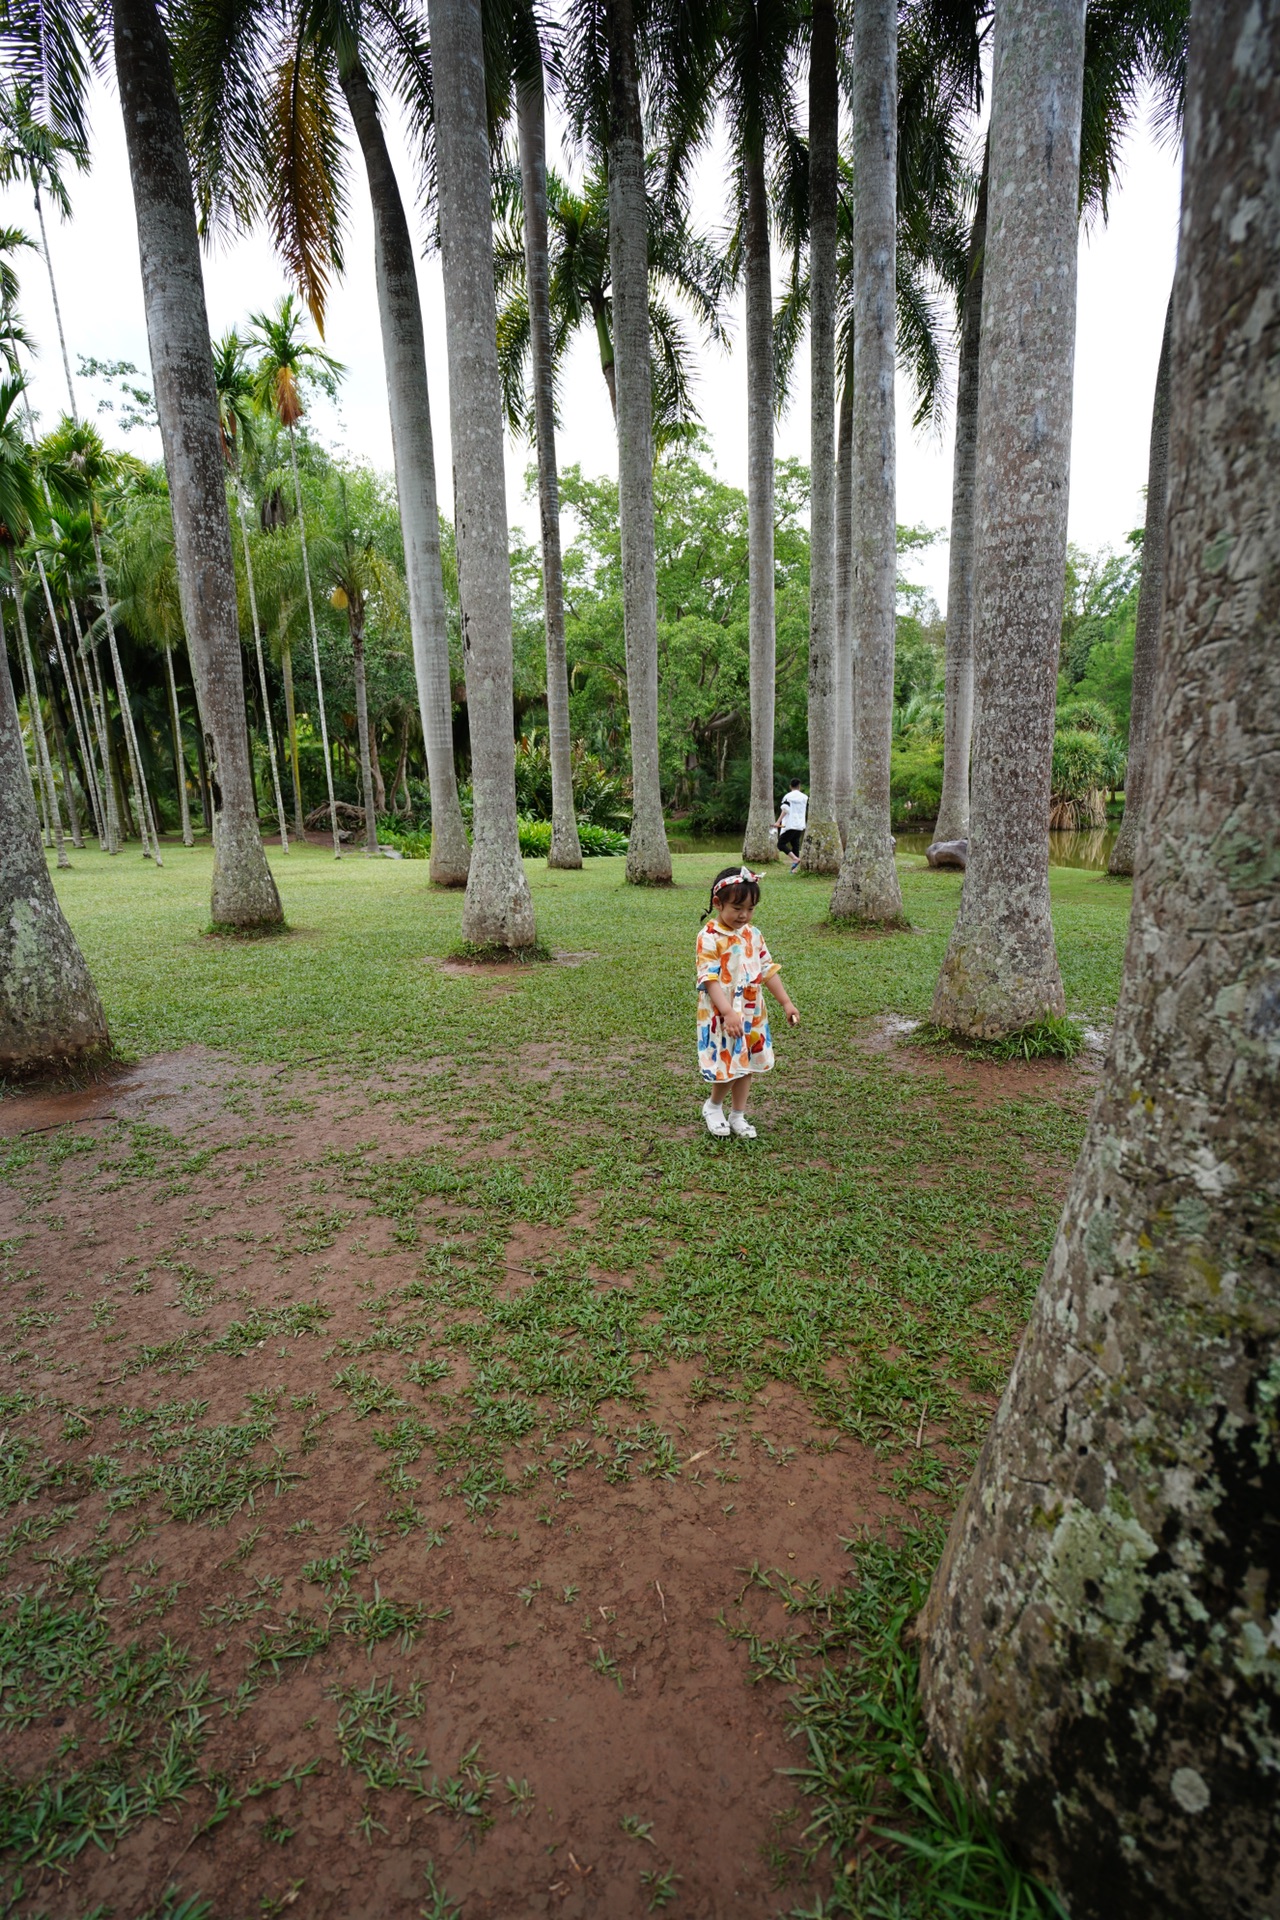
[797,816,843,874]
[830,829,905,923]
[741,803,779,864]
[461,846,537,950]
[1106,811,1137,876]
[0,1038,116,1086]
[931,913,1065,1041]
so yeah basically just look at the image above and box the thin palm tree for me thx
[429,0,535,946]
[112,0,283,924]
[797,0,841,873]
[248,294,343,857]
[930,0,1086,1037]
[830,0,906,925]
[175,0,472,886]
[212,330,289,853]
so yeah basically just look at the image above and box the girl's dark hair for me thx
[704,865,761,920]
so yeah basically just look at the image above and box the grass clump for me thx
[446,939,553,966]
[909,1016,1085,1062]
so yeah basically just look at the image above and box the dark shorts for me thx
[778,828,803,855]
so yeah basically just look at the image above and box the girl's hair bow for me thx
[713,866,760,897]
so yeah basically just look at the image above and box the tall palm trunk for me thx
[37,553,105,847]
[70,599,119,851]
[10,574,69,867]
[0,638,109,1074]
[930,0,1085,1037]
[428,0,535,947]
[607,0,672,886]
[798,0,841,872]
[933,143,988,845]
[112,0,282,927]
[741,144,780,865]
[920,9,1279,1908]
[232,482,289,851]
[340,57,470,887]
[1107,289,1173,877]
[831,0,905,925]
[518,66,582,872]
[281,639,306,837]
[832,350,854,845]
[163,646,194,846]
[286,427,341,857]
[47,686,84,848]
[91,521,161,864]
[346,599,379,856]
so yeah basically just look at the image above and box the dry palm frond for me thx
[264,40,346,335]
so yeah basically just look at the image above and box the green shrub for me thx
[513,735,632,829]
[516,817,628,857]
[890,741,943,828]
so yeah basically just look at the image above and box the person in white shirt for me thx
[775,781,808,870]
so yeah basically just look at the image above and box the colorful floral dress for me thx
[696,919,781,1083]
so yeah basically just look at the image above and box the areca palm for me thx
[212,330,290,851]
[0,374,68,865]
[247,294,343,855]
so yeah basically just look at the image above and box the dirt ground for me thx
[0,1051,937,1920]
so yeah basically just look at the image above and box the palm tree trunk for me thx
[34,188,79,419]
[340,55,470,888]
[91,518,161,865]
[831,0,905,925]
[798,0,842,873]
[605,0,672,886]
[920,10,1279,1906]
[11,576,69,868]
[832,350,855,846]
[934,143,988,846]
[518,67,582,873]
[193,714,212,832]
[163,646,194,847]
[0,638,110,1075]
[349,610,380,856]
[285,426,341,858]
[70,602,118,851]
[36,553,105,847]
[1107,288,1173,877]
[47,680,84,849]
[429,0,536,947]
[281,640,306,838]
[930,0,1085,1037]
[112,0,282,926]
[741,143,779,865]
[233,482,289,851]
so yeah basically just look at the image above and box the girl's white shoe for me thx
[702,1098,731,1137]
[728,1111,757,1138]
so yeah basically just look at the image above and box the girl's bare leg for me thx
[712,1078,751,1112]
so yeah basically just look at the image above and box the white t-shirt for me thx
[779,790,808,831]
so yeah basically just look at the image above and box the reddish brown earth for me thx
[0,1054,911,1920]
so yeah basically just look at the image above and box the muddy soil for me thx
[0,1053,910,1920]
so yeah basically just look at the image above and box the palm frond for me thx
[264,38,347,333]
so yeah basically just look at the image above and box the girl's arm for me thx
[706,980,744,1037]
[764,972,801,1026]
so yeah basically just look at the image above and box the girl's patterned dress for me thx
[696,919,781,1083]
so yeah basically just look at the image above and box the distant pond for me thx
[894,827,1119,872]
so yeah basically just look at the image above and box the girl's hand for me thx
[723,1010,745,1038]
[785,1007,801,1028]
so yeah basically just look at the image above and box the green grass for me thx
[0,838,1136,1917]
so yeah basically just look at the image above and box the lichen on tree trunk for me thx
[929,0,1083,1036]
[0,646,110,1077]
[918,7,1280,1913]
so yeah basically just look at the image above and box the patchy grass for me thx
[0,838,1135,1917]
[910,1014,1087,1063]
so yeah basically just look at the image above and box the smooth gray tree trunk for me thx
[798,0,841,873]
[287,428,341,859]
[930,0,1084,1036]
[233,482,289,851]
[741,145,779,865]
[47,686,83,848]
[831,0,905,924]
[349,607,380,856]
[920,9,1280,1909]
[73,602,119,851]
[12,582,69,868]
[934,146,988,846]
[92,520,161,864]
[163,646,194,847]
[0,643,109,1075]
[429,0,536,947]
[1108,290,1173,877]
[518,70,582,872]
[36,549,105,847]
[836,355,855,848]
[607,0,672,886]
[341,58,470,887]
[112,0,281,926]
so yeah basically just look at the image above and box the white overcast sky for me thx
[0,68,1182,613]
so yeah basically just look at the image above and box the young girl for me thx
[696,866,800,1138]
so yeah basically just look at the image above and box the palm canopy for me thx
[211,329,260,466]
[0,372,41,544]
[493,157,727,452]
[247,293,343,429]
[0,79,88,214]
